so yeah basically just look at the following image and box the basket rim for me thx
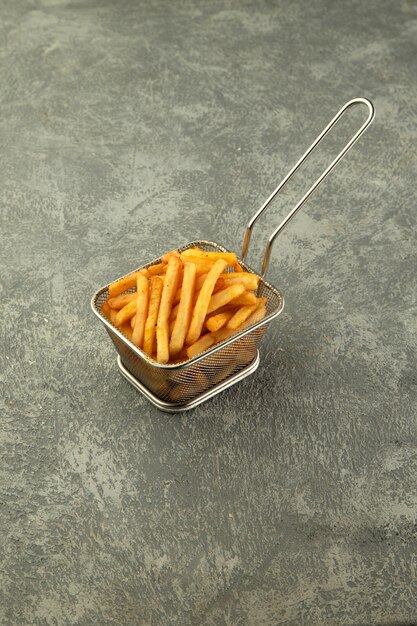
[91,239,285,370]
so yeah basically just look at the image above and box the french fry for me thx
[169,318,176,336]
[171,277,226,320]
[156,255,182,363]
[180,255,217,274]
[131,314,136,329]
[143,276,163,356]
[108,292,136,310]
[161,249,180,263]
[102,300,111,319]
[195,272,208,291]
[234,262,244,272]
[186,333,215,359]
[205,310,234,332]
[212,303,267,344]
[206,283,245,315]
[229,291,257,307]
[109,308,118,325]
[220,272,259,291]
[108,268,148,298]
[131,274,149,348]
[108,272,139,298]
[147,262,166,277]
[180,249,238,267]
[120,323,133,341]
[114,298,138,327]
[226,304,257,330]
[185,303,266,358]
[186,259,227,346]
[170,262,197,356]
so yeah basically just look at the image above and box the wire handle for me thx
[241,97,375,277]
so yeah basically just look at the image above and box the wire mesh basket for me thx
[91,98,374,411]
[92,240,284,409]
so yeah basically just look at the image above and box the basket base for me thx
[117,352,260,413]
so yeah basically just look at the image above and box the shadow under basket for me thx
[91,241,284,411]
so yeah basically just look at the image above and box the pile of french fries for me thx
[101,247,267,364]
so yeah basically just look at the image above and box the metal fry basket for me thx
[91,98,375,412]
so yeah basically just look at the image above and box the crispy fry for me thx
[130,314,136,329]
[226,304,257,330]
[170,262,197,356]
[147,262,166,276]
[108,272,139,298]
[179,255,217,273]
[161,250,180,263]
[169,318,176,336]
[143,276,163,356]
[114,298,137,327]
[206,283,245,315]
[102,300,111,319]
[131,274,149,348]
[212,303,267,344]
[181,249,238,266]
[186,334,215,359]
[109,308,118,325]
[119,323,133,341]
[171,277,226,320]
[220,272,259,291]
[156,255,182,363]
[186,259,227,346]
[234,262,244,272]
[205,310,234,332]
[229,291,257,307]
[108,292,136,310]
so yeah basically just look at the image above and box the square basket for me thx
[91,98,374,411]
[91,241,284,411]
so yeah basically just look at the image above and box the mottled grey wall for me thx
[1,0,416,625]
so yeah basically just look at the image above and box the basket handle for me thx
[241,97,375,277]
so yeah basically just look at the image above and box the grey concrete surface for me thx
[1,0,416,624]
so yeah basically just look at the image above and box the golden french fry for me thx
[109,308,118,325]
[180,249,238,266]
[156,255,182,363]
[169,318,176,336]
[143,276,163,356]
[120,322,133,341]
[186,333,216,359]
[131,314,136,329]
[171,277,226,322]
[108,292,136,310]
[220,272,259,291]
[161,250,180,263]
[131,274,149,348]
[234,262,244,272]
[229,291,257,307]
[226,304,257,330]
[205,310,234,332]
[212,303,267,344]
[108,271,141,298]
[179,255,217,274]
[147,262,166,276]
[186,259,227,346]
[206,283,245,315]
[170,262,197,356]
[102,300,111,319]
[114,298,138,327]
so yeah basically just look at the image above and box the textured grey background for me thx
[1,0,416,625]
